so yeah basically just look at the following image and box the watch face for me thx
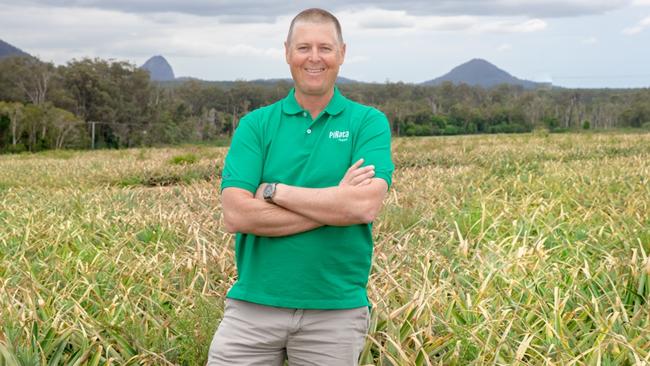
[263,184,274,198]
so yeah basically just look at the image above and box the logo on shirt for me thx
[328,130,350,142]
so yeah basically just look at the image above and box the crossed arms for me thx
[222,159,388,237]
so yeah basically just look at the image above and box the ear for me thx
[339,43,346,65]
[284,41,290,64]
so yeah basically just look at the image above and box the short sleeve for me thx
[221,114,264,194]
[352,109,394,188]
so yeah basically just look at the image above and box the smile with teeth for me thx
[305,67,326,74]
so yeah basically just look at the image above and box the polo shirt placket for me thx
[282,90,345,152]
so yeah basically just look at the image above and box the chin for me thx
[300,81,334,95]
[297,86,323,96]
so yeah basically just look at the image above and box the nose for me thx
[308,46,319,61]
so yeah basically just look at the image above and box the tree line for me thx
[1,56,649,152]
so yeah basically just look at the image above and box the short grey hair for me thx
[286,8,343,45]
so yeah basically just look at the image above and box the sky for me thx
[2,0,650,88]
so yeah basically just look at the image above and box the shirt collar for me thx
[281,87,346,116]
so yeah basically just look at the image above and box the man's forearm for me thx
[272,179,387,226]
[222,188,323,237]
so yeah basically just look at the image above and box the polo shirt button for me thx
[303,112,307,117]
[306,129,312,134]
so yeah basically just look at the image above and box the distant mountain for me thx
[336,76,360,84]
[422,58,548,89]
[0,39,31,59]
[141,55,175,81]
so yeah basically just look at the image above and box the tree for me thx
[47,106,83,149]
[0,58,27,103]
[226,82,261,135]
[2,102,24,148]
[62,58,154,148]
[22,104,45,151]
[0,56,56,106]
[0,102,13,148]
[621,102,650,128]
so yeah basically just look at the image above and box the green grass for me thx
[1,132,649,365]
[169,153,199,166]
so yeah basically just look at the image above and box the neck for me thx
[294,88,334,119]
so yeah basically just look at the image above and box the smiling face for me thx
[285,20,346,99]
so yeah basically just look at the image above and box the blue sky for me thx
[2,0,650,88]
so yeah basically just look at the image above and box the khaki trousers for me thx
[207,298,370,366]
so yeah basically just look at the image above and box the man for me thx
[207,8,394,366]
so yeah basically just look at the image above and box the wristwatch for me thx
[263,183,278,203]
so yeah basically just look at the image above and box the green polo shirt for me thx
[221,87,393,309]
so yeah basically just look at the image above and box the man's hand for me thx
[339,158,375,187]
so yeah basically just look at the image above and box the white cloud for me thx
[474,18,547,33]
[416,16,478,31]
[225,44,284,59]
[632,0,650,5]
[622,16,650,34]
[355,9,415,29]
[345,8,546,35]
[349,8,476,32]
[498,43,512,51]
